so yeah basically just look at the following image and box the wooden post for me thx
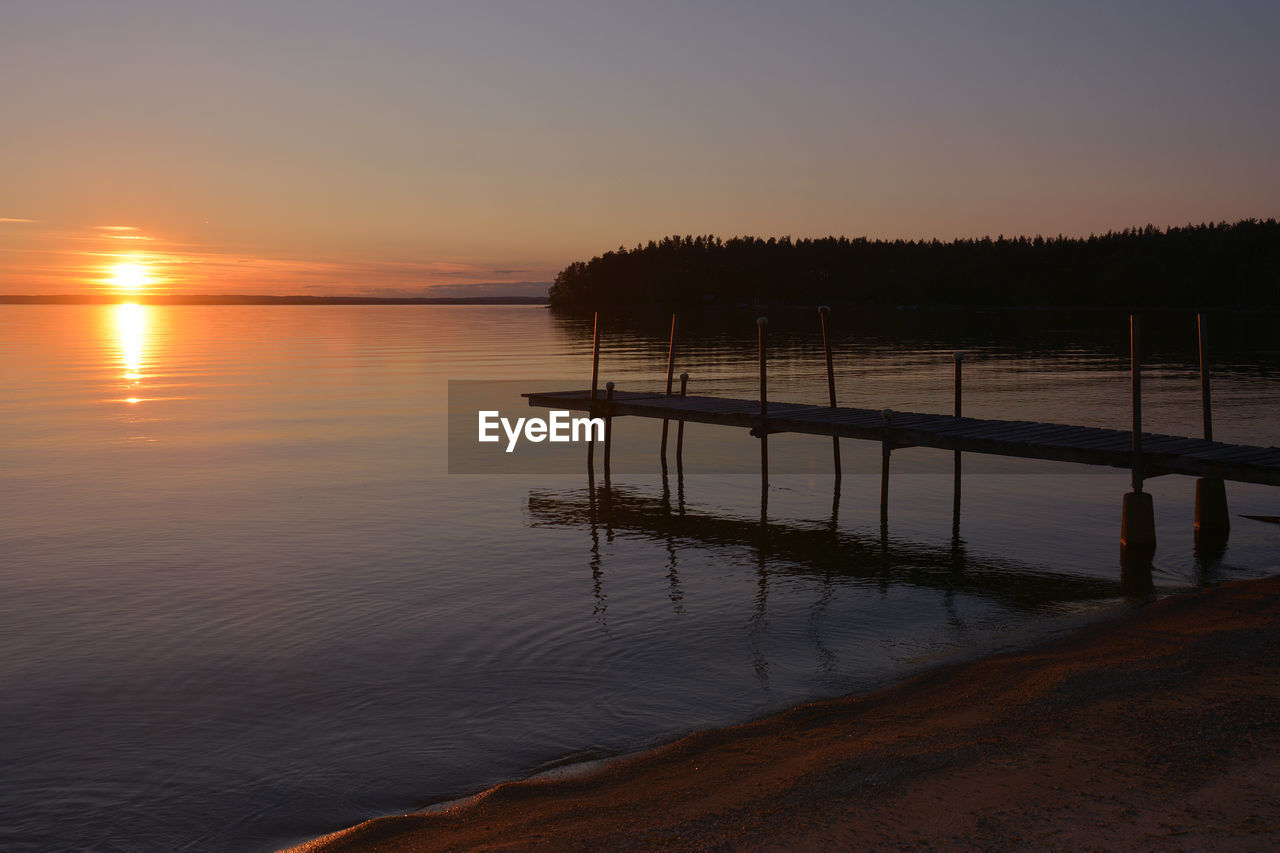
[757,317,768,419]
[1197,313,1212,442]
[953,351,963,533]
[819,306,837,405]
[590,311,601,402]
[660,314,678,460]
[665,314,678,395]
[880,409,892,527]
[1196,477,1230,534]
[819,306,841,479]
[1122,314,1156,549]
[604,381,615,483]
[676,372,688,470]
[758,317,769,489]
[1195,312,1229,535]
[1130,314,1143,494]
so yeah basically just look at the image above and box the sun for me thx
[111,261,148,292]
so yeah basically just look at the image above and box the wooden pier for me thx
[524,309,1277,549]
[523,388,1280,487]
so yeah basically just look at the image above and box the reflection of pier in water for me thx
[528,477,1151,617]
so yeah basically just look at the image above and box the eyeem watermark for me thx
[449,379,617,473]
[478,410,604,452]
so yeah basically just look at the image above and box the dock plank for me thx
[523,389,1280,486]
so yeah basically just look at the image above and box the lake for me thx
[1,304,1276,851]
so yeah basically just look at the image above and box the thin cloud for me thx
[0,217,39,223]
[366,281,552,298]
[95,225,139,231]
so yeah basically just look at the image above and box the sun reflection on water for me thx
[115,302,147,401]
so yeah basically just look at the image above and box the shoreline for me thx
[284,575,1280,851]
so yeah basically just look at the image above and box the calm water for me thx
[1,305,1277,852]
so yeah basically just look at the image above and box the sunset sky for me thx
[2,1,1277,297]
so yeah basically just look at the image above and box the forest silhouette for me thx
[548,219,1279,309]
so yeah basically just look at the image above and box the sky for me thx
[2,1,1277,297]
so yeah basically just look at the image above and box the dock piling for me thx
[676,372,689,470]
[1198,313,1213,442]
[1195,478,1230,534]
[590,312,600,403]
[758,317,768,420]
[880,409,892,527]
[665,314,679,395]
[758,318,769,488]
[660,314,679,462]
[1195,313,1230,535]
[1123,314,1156,549]
[953,351,964,531]
[819,306,841,479]
[1121,490,1157,550]
[1131,314,1144,494]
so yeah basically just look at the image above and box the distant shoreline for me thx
[0,294,550,306]
[548,221,1280,309]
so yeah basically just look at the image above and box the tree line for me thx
[548,220,1280,309]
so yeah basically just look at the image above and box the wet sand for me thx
[286,575,1279,852]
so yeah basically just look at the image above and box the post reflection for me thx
[1118,546,1156,600]
[586,444,607,627]
[1192,530,1229,586]
[528,477,1132,680]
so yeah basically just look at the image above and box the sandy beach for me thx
[285,574,1279,852]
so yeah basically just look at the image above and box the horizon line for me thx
[0,294,551,305]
